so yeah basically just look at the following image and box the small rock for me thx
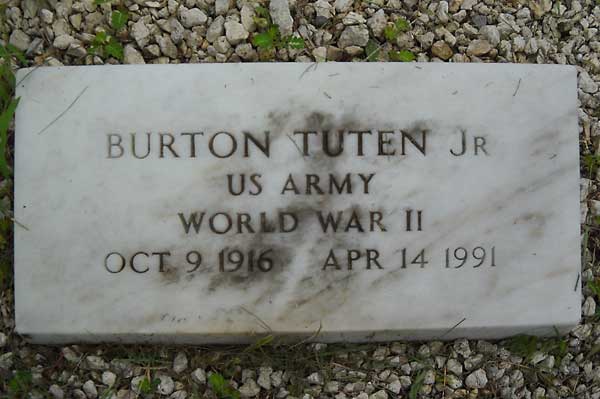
[480,25,500,46]
[170,391,187,399]
[67,43,87,58]
[49,384,64,399]
[124,44,145,64]
[173,352,188,374]
[367,9,387,38]
[131,20,150,47]
[529,0,552,18]
[447,359,463,375]
[39,9,54,24]
[86,355,107,370]
[314,0,333,27]
[224,21,249,45]
[0,333,6,348]
[437,1,449,23]
[131,376,145,394]
[454,339,471,358]
[572,324,592,340]
[461,0,477,10]
[369,390,388,399]
[387,380,401,394]
[466,39,492,56]
[83,380,98,398]
[62,347,80,363]
[334,0,353,13]
[191,368,206,385]
[312,46,327,61]
[9,29,31,51]
[465,369,488,389]
[215,0,230,15]
[579,70,599,94]
[158,375,175,395]
[417,32,435,50]
[0,352,12,369]
[239,379,261,397]
[178,7,208,28]
[157,35,178,58]
[269,0,294,37]
[325,381,340,393]
[431,40,453,60]
[257,367,272,390]
[207,16,225,43]
[102,371,116,387]
[583,296,596,317]
[307,372,324,385]
[447,374,462,389]
[240,4,256,32]
[342,12,366,25]
[338,25,369,49]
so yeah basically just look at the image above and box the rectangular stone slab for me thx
[14,63,580,344]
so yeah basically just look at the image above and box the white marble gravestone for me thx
[14,63,580,344]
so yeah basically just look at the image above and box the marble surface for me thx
[14,63,580,344]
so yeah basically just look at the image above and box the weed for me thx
[208,372,241,399]
[251,6,305,52]
[7,370,33,396]
[389,49,416,62]
[365,40,381,61]
[582,153,600,178]
[588,278,600,298]
[88,6,128,61]
[409,369,426,399]
[138,376,160,394]
[506,335,567,362]
[384,17,410,42]
[0,44,23,179]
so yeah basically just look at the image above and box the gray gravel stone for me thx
[102,371,116,387]
[82,380,98,398]
[269,0,294,37]
[157,35,178,58]
[9,29,31,51]
[49,384,64,399]
[239,379,261,397]
[53,34,75,50]
[467,39,492,56]
[338,25,369,49]
[240,4,256,33]
[158,375,175,395]
[131,19,150,47]
[465,368,488,389]
[124,44,145,64]
[178,7,207,28]
[224,21,249,45]
[215,0,230,15]
[584,296,597,316]
[173,352,188,374]
[480,25,500,46]
[207,16,225,43]
[580,70,599,94]
[191,368,206,385]
[85,355,107,370]
[308,372,324,385]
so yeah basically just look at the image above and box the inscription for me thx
[102,127,494,278]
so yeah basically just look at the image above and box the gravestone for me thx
[14,63,580,343]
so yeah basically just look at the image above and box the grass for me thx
[364,16,416,62]
[88,2,129,61]
[251,6,305,59]
[505,334,568,363]
[6,370,33,397]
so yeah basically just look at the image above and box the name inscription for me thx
[104,127,496,277]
